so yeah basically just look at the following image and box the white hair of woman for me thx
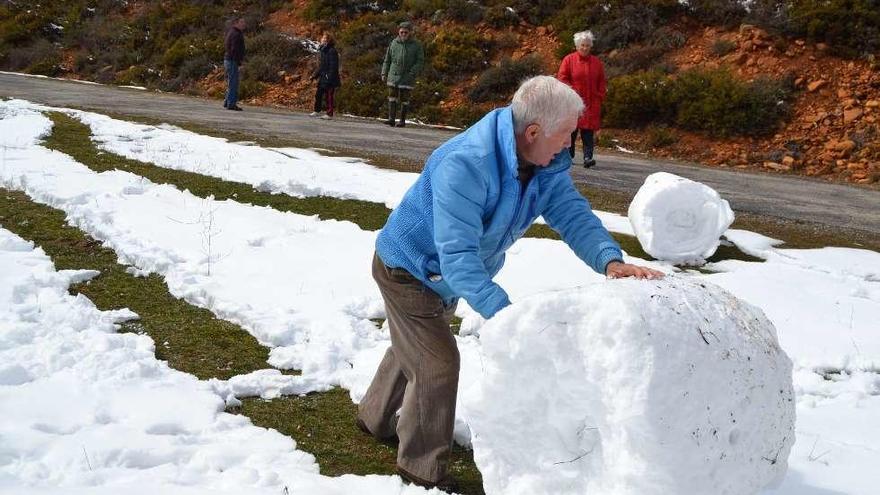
[511,75,585,135]
[573,30,595,47]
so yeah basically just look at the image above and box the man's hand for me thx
[605,261,664,280]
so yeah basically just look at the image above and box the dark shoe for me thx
[228,105,243,111]
[397,466,458,493]
[387,100,398,126]
[223,101,228,109]
[397,105,408,127]
[583,158,596,168]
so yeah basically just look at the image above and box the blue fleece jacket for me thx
[375,106,623,319]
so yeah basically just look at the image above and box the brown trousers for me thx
[358,252,459,482]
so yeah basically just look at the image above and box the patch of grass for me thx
[94,108,427,173]
[645,124,679,149]
[0,189,269,380]
[709,38,736,57]
[236,389,485,493]
[43,112,394,231]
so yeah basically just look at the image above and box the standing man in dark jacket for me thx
[381,21,425,127]
[310,32,341,119]
[224,17,246,111]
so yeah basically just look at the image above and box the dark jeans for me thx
[224,59,240,108]
[387,86,412,105]
[314,85,336,115]
[569,128,595,160]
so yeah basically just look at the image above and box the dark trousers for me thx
[358,253,459,483]
[314,85,336,116]
[569,128,595,160]
[224,59,240,108]
[387,86,412,105]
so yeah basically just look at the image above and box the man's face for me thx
[527,114,577,166]
[236,18,246,30]
[398,28,411,40]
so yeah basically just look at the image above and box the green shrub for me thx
[115,65,152,86]
[468,55,544,103]
[6,39,61,76]
[645,124,678,148]
[303,0,400,24]
[685,0,747,27]
[671,68,791,137]
[595,131,617,148]
[605,67,791,137]
[603,70,673,127]
[710,38,736,57]
[502,0,568,26]
[177,55,216,82]
[241,31,309,84]
[605,45,669,79]
[788,0,880,57]
[648,26,688,50]
[484,5,521,28]
[440,0,485,23]
[238,77,266,100]
[337,80,387,117]
[400,0,444,19]
[430,26,490,79]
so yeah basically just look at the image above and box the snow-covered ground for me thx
[1,98,878,494]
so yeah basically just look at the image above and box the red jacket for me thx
[557,52,606,130]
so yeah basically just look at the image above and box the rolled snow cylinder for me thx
[628,172,734,264]
[461,278,795,495]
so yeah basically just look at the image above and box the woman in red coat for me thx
[557,30,606,168]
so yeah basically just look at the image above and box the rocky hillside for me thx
[1,0,878,185]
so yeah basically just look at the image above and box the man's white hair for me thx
[573,30,595,47]
[511,75,584,135]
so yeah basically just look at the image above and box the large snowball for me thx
[628,172,734,264]
[462,277,794,495]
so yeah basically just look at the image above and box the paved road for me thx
[2,72,878,235]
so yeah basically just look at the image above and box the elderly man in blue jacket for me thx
[358,75,662,491]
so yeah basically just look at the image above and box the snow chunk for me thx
[463,277,794,495]
[628,172,734,264]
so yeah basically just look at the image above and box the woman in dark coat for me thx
[557,30,606,168]
[311,32,341,119]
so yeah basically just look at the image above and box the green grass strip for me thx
[0,189,268,380]
[236,389,485,492]
[43,111,393,231]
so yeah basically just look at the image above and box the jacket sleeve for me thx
[557,55,572,85]
[381,43,392,78]
[431,152,511,319]
[596,58,607,101]
[410,42,425,79]
[542,169,623,275]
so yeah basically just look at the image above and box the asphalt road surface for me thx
[1,71,877,237]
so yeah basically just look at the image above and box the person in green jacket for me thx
[381,21,425,127]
